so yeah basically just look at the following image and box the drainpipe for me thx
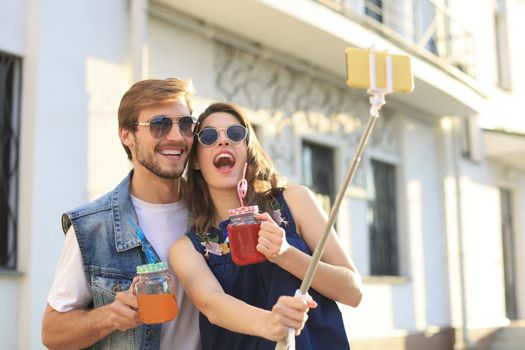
[451,116,475,349]
[130,0,148,81]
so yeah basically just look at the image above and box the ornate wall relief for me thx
[214,42,399,188]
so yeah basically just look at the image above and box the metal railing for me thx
[318,0,477,78]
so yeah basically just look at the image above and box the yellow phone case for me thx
[345,47,414,93]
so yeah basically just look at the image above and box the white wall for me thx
[401,114,450,327]
[15,1,131,348]
[458,159,524,326]
[0,0,26,55]
[0,1,27,348]
[507,0,525,96]
[461,177,506,328]
[0,279,19,349]
[149,17,216,102]
[478,0,525,320]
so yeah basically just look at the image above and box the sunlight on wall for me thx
[340,284,398,339]
[445,175,508,329]
[440,116,453,131]
[444,176,463,327]
[407,180,427,329]
[461,179,507,328]
[86,57,132,200]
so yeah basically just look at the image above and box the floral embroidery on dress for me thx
[197,231,230,258]
[202,241,222,257]
[271,199,289,227]
[219,237,230,255]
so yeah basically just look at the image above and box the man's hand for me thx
[109,291,142,332]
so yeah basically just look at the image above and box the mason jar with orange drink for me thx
[135,262,178,324]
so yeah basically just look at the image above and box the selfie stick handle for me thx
[275,47,391,350]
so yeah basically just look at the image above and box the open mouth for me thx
[213,152,236,170]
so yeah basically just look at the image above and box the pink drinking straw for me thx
[237,162,248,207]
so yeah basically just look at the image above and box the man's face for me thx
[123,97,194,179]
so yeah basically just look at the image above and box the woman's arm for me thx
[256,185,363,307]
[168,236,316,341]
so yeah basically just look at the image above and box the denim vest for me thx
[61,171,161,350]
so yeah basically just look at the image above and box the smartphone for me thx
[345,47,414,93]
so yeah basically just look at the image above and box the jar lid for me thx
[136,262,168,274]
[228,205,259,217]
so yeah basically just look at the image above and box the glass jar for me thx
[227,205,267,266]
[135,262,178,324]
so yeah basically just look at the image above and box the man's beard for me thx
[134,136,187,179]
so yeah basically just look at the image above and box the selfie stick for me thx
[275,47,402,350]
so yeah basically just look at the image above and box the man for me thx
[42,78,200,349]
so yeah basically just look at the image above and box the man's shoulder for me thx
[61,173,133,231]
[61,188,118,234]
[68,191,114,217]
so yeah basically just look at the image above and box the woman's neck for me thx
[208,187,242,224]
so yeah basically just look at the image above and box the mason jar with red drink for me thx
[227,205,267,266]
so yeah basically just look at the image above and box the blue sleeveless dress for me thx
[186,192,350,350]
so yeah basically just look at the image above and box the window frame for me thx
[0,51,22,271]
[494,0,512,90]
[297,133,342,214]
[367,155,402,277]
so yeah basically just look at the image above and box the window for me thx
[460,116,472,158]
[302,141,335,214]
[369,159,399,275]
[494,0,511,89]
[460,116,480,162]
[414,0,438,55]
[365,0,383,23]
[0,52,21,270]
[500,189,517,319]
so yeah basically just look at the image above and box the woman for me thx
[169,102,363,349]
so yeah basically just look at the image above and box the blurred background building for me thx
[1,0,524,349]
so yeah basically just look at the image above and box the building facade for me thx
[1,0,524,349]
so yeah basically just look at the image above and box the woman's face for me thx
[195,111,248,192]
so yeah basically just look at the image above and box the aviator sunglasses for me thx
[197,125,248,146]
[135,115,198,138]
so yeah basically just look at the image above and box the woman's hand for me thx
[256,212,290,263]
[263,294,318,341]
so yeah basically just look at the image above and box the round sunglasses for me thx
[197,125,248,146]
[135,115,198,139]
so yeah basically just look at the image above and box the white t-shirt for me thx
[47,196,200,350]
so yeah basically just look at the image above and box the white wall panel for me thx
[0,0,26,55]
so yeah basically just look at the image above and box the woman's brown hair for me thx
[185,102,286,235]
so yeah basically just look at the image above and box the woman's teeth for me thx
[214,153,235,168]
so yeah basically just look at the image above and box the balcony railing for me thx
[317,0,477,78]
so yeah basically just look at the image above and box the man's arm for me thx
[42,291,141,350]
[42,304,113,350]
[43,224,142,349]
